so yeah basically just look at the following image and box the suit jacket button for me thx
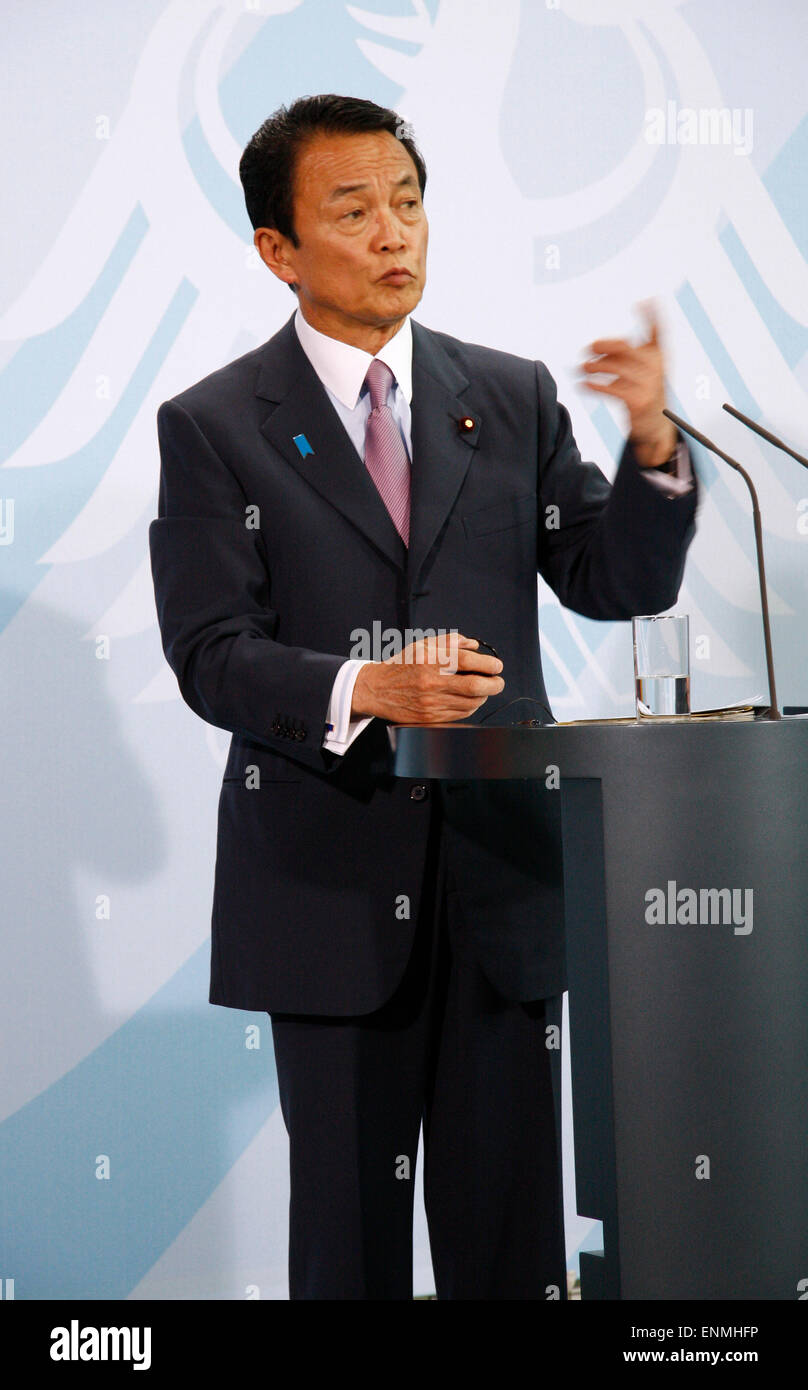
[410,784,428,801]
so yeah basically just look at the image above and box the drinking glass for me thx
[632,614,690,717]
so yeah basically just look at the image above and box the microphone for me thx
[662,408,781,721]
[721,403,808,470]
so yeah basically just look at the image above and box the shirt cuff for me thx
[323,659,375,755]
[638,440,694,497]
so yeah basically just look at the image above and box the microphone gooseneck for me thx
[663,408,781,721]
[722,403,808,471]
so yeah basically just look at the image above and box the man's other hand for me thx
[351,633,504,724]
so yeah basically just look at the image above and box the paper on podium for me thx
[558,698,761,726]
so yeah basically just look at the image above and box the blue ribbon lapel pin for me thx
[293,433,314,458]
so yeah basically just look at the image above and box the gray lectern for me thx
[388,719,808,1300]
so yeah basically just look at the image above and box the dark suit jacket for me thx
[149,309,698,1014]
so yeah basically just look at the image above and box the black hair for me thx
[239,94,427,293]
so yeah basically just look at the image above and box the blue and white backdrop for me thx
[1,0,806,1299]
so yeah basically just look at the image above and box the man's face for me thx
[256,129,428,349]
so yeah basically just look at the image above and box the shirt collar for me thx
[294,304,412,409]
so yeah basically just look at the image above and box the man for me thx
[149,94,698,1300]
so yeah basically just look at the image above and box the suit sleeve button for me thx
[410,785,428,801]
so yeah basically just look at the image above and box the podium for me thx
[388,718,808,1300]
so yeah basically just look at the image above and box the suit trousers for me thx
[269,793,567,1300]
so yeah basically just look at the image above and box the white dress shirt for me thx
[293,305,411,755]
[291,303,693,755]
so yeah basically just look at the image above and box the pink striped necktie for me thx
[363,358,411,546]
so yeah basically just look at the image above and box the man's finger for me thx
[638,299,660,348]
[455,646,503,673]
[580,358,643,384]
[580,358,626,378]
[588,338,633,357]
[580,378,630,398]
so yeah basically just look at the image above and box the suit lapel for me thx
[408,319,480,589]
[255,312,481,588]
[257,314,405,571]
